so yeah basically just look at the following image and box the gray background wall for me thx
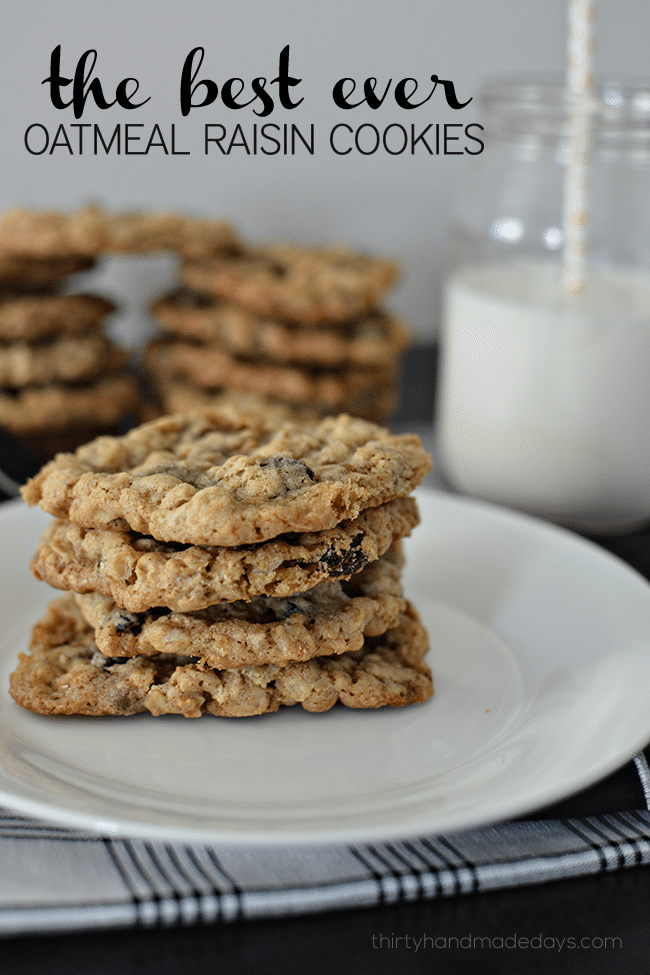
[2,1,649,342]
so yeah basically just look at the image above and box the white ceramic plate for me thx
[2,488,650,846]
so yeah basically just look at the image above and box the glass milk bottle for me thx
[437,77,650,533]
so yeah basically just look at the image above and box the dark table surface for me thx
[3,344,650,974]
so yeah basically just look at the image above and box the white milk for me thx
[437,260,650,532]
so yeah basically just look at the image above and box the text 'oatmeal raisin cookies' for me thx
[21,410,431,546]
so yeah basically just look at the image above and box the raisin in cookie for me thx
[31,496,419,611]
[21,411,431,545]
[9,596,431,716]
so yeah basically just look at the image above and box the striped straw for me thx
[562,0,596,296]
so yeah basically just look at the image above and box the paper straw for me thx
[562,0,596,296]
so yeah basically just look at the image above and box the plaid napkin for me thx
[2,424,650,937]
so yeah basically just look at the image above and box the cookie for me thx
[339,382,398,424]
[181,242,399,324]
[152,377,397,425]
[144,338,396,412]
[0,293,115,342]
[0,206,240,260]
[152,289,411,368]
[73,546,405,669]
[9,596,431,716]
[30,496,419,611]
[102,211,241,259]
[0,254,95,289]
[0,373,139,436]
[149,380,320,423]
[150,382,319,426]
[0,334,126,387]
[21,411,431,545]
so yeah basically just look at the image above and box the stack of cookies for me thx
[147,241,411,422]
[12,409,433,718]
[0,250,137,455]
[0,205,242,455]
[0,206,412,436]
